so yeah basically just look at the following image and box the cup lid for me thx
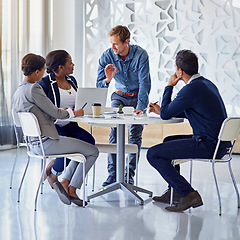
[92,103,101,106]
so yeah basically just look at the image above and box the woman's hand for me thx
[74,108,84,117]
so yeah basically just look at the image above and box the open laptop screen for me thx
[75,87,108,115]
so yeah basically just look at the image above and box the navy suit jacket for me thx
[37,72,78,107]
[161,76,228,146]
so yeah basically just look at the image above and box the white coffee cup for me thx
[92,103,101,117]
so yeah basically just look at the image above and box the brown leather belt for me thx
[115,89,138,96]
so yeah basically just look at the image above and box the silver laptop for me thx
[75,87,108,115]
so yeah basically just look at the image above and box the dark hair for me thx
[175,50,198,76]
[46,50,69,74]
[21,53,45,76]
[108,25,130,43]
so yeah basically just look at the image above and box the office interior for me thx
[1,0,240,239]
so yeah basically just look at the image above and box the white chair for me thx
[17,112,86,210]
[170,117,240,215]
[93,142,138,190]
[10,109,26,189]
[90,107,139,191]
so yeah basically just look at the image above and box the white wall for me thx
[51,0,84,83]
[51,0,240,115]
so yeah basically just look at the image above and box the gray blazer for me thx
[12,81,70,139]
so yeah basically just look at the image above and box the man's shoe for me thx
[165,191,203,212]
[152,189,181,204]
[102,175,116,187]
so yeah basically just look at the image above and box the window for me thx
[0,0,50,147]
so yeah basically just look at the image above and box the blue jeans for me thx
[147,135,228,197]
[107,92,144,178]
[52,122,95,174]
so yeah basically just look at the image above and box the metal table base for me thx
[87,123,153,204]
[87,182,153,205]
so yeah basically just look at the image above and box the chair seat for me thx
[173,155,232,165]
[96,143,138,154]
[27,151,86,163]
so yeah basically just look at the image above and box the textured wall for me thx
[83,0,240,116]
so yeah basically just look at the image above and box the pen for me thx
[144,101,159,111]
[149,100,159,108]
[81,102,87,109]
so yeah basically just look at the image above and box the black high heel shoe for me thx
[53,181,71,205]
[70,196,88,207]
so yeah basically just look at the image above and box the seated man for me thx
[147,49,231,212]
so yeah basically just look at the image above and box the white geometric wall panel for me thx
[83,0,240,116]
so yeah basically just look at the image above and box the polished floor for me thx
[1,147,240,240]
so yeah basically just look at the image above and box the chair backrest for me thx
[219,117,240,142]
[12,109,21,127]
[211,117,240,160]
[12,109,22,147]
[17,112,41,137]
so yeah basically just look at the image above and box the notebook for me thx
[75,87,108,115]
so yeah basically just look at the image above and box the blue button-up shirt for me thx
[96,44,151,110]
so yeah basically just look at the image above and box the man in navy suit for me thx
[147,49,231,212]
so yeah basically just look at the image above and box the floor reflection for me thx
[1,148,240,240]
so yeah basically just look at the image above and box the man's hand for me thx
[148,102,160,115]
[134,109,143,115]
[105,64,117,84]
[168,73,182,86]
[74,108,84,117]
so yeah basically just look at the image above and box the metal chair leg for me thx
[189,160,193,185]
[170,160,175,206]
[212,163,222,215]
[34,161,46,211]
[10,147,19,189]
[64,157,67,172]
[135,152,139,186]
[92,162,96,192]
[83,160,86,208]
[18,156,31,202]
[11,122,21,189]
[170,187,174,206]
[228,161,240,208]
[85,173,88,186]
[40,158,44,194]
[90,124,95,191]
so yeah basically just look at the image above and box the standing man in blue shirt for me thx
[147,49,231,212]
[97,25,151,187]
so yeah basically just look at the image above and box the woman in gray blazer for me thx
[12,53,99,207]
